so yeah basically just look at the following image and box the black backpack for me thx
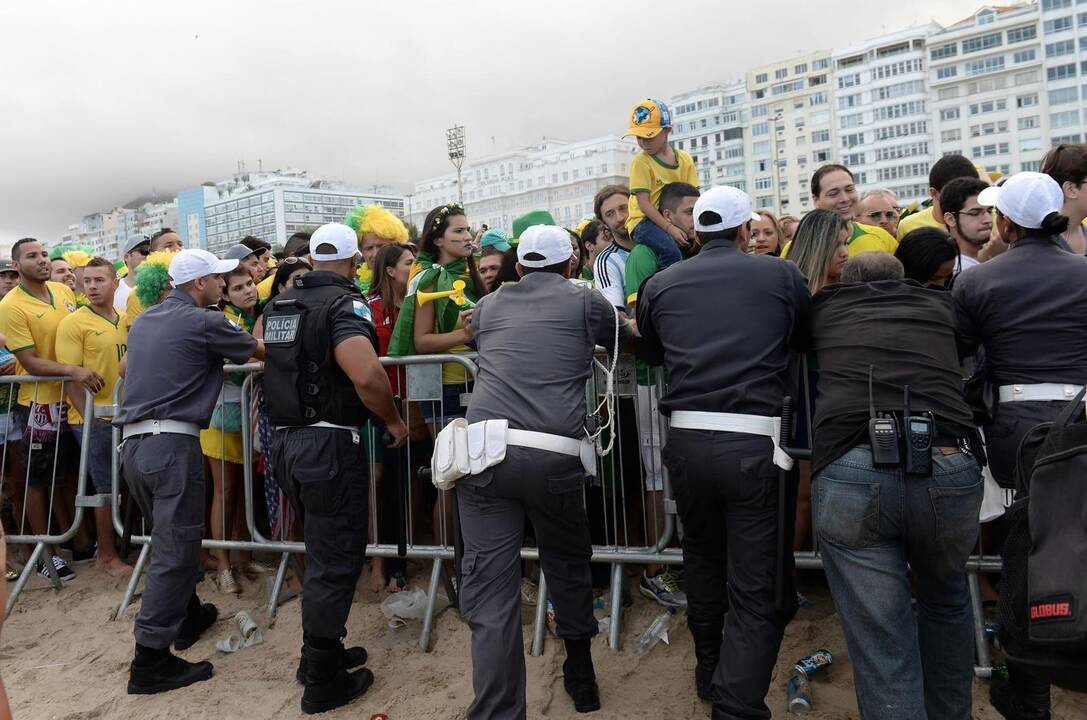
[999,387,1087,691]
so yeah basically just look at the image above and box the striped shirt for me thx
[593,242,630,311]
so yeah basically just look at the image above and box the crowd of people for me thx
[1,95,1086,719]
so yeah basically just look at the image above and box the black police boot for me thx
[174,593,219,651]
[300,636,374,715]
[990,665,1052,720]
[688,618,723,702]
[562,638,601,713]
[294,632,368,684]
[127,643,213,695]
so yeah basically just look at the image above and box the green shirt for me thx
[624,245,664,386]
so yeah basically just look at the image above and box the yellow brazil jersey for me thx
[626,146,699,236]
[54,306,127,425]
[125,290,145,333]
[896,206,942,241]
[257,275,275,305]
[848,222,898,257]
[0,281,79,406]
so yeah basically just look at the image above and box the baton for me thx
[775,396,793,614]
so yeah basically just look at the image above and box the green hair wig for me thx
[134,250,177,308]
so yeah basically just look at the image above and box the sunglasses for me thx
[865,211,897,221]
[132,247,150,256]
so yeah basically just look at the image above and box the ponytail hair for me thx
[1040,211,1070,236]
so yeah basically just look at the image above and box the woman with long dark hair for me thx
[387,204,487,558]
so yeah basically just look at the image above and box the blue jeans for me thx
[632,219,682,268]
[813,446,983,720]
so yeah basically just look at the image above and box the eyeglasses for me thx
[865,211,897,221]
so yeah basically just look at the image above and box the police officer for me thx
[457,225,630,718]
[118,248,264,694]
[263,223,407,716]
[952,171,1087,720]
[636,186,811,718]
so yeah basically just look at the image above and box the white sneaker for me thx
[218,567,240,595]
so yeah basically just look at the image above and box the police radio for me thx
[903,385,934,476]
[868,366,901,466]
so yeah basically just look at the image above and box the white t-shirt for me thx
[955,254,980,275]
[114,278,134,313]
[593,242,630,310]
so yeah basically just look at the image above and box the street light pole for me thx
[446,125,466,206]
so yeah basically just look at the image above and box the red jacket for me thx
[368,295,407,396]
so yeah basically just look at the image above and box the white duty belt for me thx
[669,410,794,471]
[431,419,596,491]
[122,419,200,440]
[998,383,1084,403]
[274,421,358,432]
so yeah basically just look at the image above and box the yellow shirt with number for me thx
[54,306,127,425]
[626,146,699,236]
[0,282,78,406]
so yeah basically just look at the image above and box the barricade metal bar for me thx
[968,570,993,677]
[4,541,45,617]
[115,543,151,621]
[530,570,548,657]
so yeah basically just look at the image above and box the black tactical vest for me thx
[263,271,370,427]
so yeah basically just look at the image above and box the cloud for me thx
[0,0,980,245]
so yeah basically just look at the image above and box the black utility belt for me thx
[867,411,971,475]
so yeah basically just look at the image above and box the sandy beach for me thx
[2,560,1085,720]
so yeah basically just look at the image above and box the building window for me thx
[938,87,961,100]
[1042,0,1072,10]
[812,150,831,163]
[1047,63,1077,81]
[1020,137,1043,154]
[809,91,828,105]
[937,66,958,79]
[1007,25,1037,43]
[1049,86,1079,105]
[1014,49,1037,63]
[967,56,1005,76]
[752,104,768,117]
[962,32,1002,54]
[1018,115,1040,130]
[840,113,863,128]
[795,63,808,74]
[1051,110,1081,129]
[1046,39,1075,57]
[775,68,788,79]
[838,73,861,88]
[812,58,829,70]
[809,110,830,124]
[755,72,768,83]
[811,129,831,144]
[940,108,961,121]
[752,122,769,136]
[753,140,770,155]
[942,129,962,142]
[1017,92,1039,107]
[1052,134,1084,146]
[930,43,958,60]
[841,132,865,148]
[1043,16,1073,34]
[754,176,773,190]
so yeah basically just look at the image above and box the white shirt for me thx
[113,278,134,312]
[955,254,980,275]
[592,242,630,310]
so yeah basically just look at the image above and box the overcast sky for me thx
[1,0,986,247]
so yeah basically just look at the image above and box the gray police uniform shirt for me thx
[636,237,811,417]
[953,235,1087,385]
[116,289,258,427]
[467,273,621,439]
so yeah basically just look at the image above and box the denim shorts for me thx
[71,420,115,495]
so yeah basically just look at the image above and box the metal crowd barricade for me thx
[97,349,1005,676]
[4,377,100,616]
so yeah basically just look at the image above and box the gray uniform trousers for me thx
[457,447,598,720]
[273,426,369,640]
[121,433,206,649]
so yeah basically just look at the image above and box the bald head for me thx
[841,252,905,283]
